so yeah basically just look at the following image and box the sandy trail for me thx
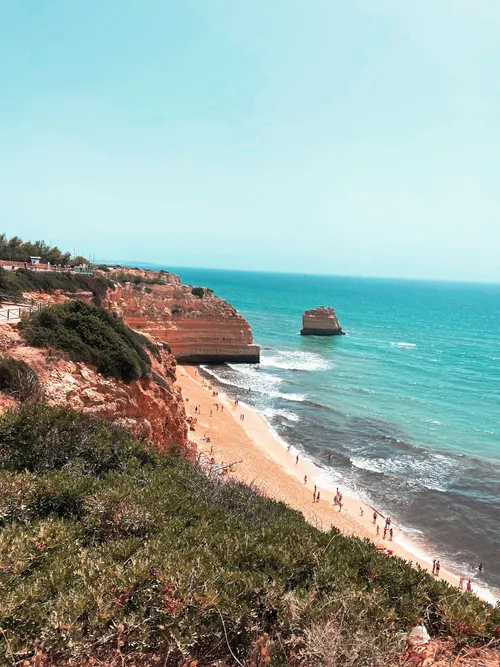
[177,365,494,603]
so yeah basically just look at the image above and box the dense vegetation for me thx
[111,270,164,286]
[20,301,158,383]
[0,267,114,304]
[0,356,42,402]
[0,405,498,666]
[0,234,84,265]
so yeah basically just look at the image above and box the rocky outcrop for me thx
[301,306,344,336]
[0,325,189,453]
[101,269,260,363]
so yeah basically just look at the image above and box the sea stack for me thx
[300,306,344,336]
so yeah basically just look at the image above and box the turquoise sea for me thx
[139,266,500,598]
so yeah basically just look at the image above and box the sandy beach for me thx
[177,365,495,604]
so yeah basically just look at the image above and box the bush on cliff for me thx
[19,300,155,383]
[0,356,42,402]
[112,270,164,286]
[0,267,114,305]
[191,286,214,298]
[0,405,498,666]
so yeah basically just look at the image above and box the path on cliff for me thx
[0,296,41,324]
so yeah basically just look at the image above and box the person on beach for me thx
[432,559,436,575]
[389,528,393,541]
[478,563,483,573]
[435,560,441,577]
[376,524,380,535]
[459,575,465,590]
[304,475,307,484]
[314,485,317,496]
[312,490,316,502]
[316,491,320,502]
[466,580,472,593]
[359,507,364,516]
[372,511,377,524]
[287,444,291,452]
[296,455,299,465]
[383,526,387,539]
[338,501,342,512]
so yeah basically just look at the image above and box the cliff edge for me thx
[101,268,260,363]
[0,324,188,452]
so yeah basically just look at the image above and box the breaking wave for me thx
[260,350,332,371]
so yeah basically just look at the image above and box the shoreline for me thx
[177,365,498,606]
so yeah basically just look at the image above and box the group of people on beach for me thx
[434,562,476,594]
[458,575,473,593]
[192,373,487,601]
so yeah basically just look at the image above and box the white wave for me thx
[351,454,458,493]
[227,363,283,385]
[262,407,300,423]
[390,341,417,349]
[260,349,332,372]
[201,366,305,402]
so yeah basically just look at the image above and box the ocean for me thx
[141,265,500,599]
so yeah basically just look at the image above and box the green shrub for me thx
[20,300,154,382]
[0,356,42,402]
[0,404,157,474]
[84,488,156,541]
[0,267,113,305]
[112,271,163,286]
[96,264,110,272]
[191,286,204,298]
[0,405,498,665]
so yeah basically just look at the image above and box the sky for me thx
[1,0,499,281]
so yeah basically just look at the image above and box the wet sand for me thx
[178,365,490,601]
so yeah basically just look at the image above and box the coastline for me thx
[177,365,497,606]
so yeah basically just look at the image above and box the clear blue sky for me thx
[1,0,499,281]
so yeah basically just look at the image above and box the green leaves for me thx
[20,300,152,383]
[0,405,499,664]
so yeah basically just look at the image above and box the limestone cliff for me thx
[301,306,344,336]
[101,268,260,363]
[0,324,188,453]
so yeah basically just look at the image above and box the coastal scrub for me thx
[0,266,114,304]
[0,404,498,665]
[19,300,155,383]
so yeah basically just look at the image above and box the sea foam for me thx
[260,350,332,372]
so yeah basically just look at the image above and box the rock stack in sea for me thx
[300,306,344,336]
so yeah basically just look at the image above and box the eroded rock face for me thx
[301,306,344,336]
[102,269,260,363]
[0,325,189,453]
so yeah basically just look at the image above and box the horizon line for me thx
[94,258,500,287]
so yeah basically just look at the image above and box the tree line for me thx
[0,234,87,265]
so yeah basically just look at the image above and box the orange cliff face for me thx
[101,268,261,364]
[0,325,189,453]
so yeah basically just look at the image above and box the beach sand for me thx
[177,365,491,601]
